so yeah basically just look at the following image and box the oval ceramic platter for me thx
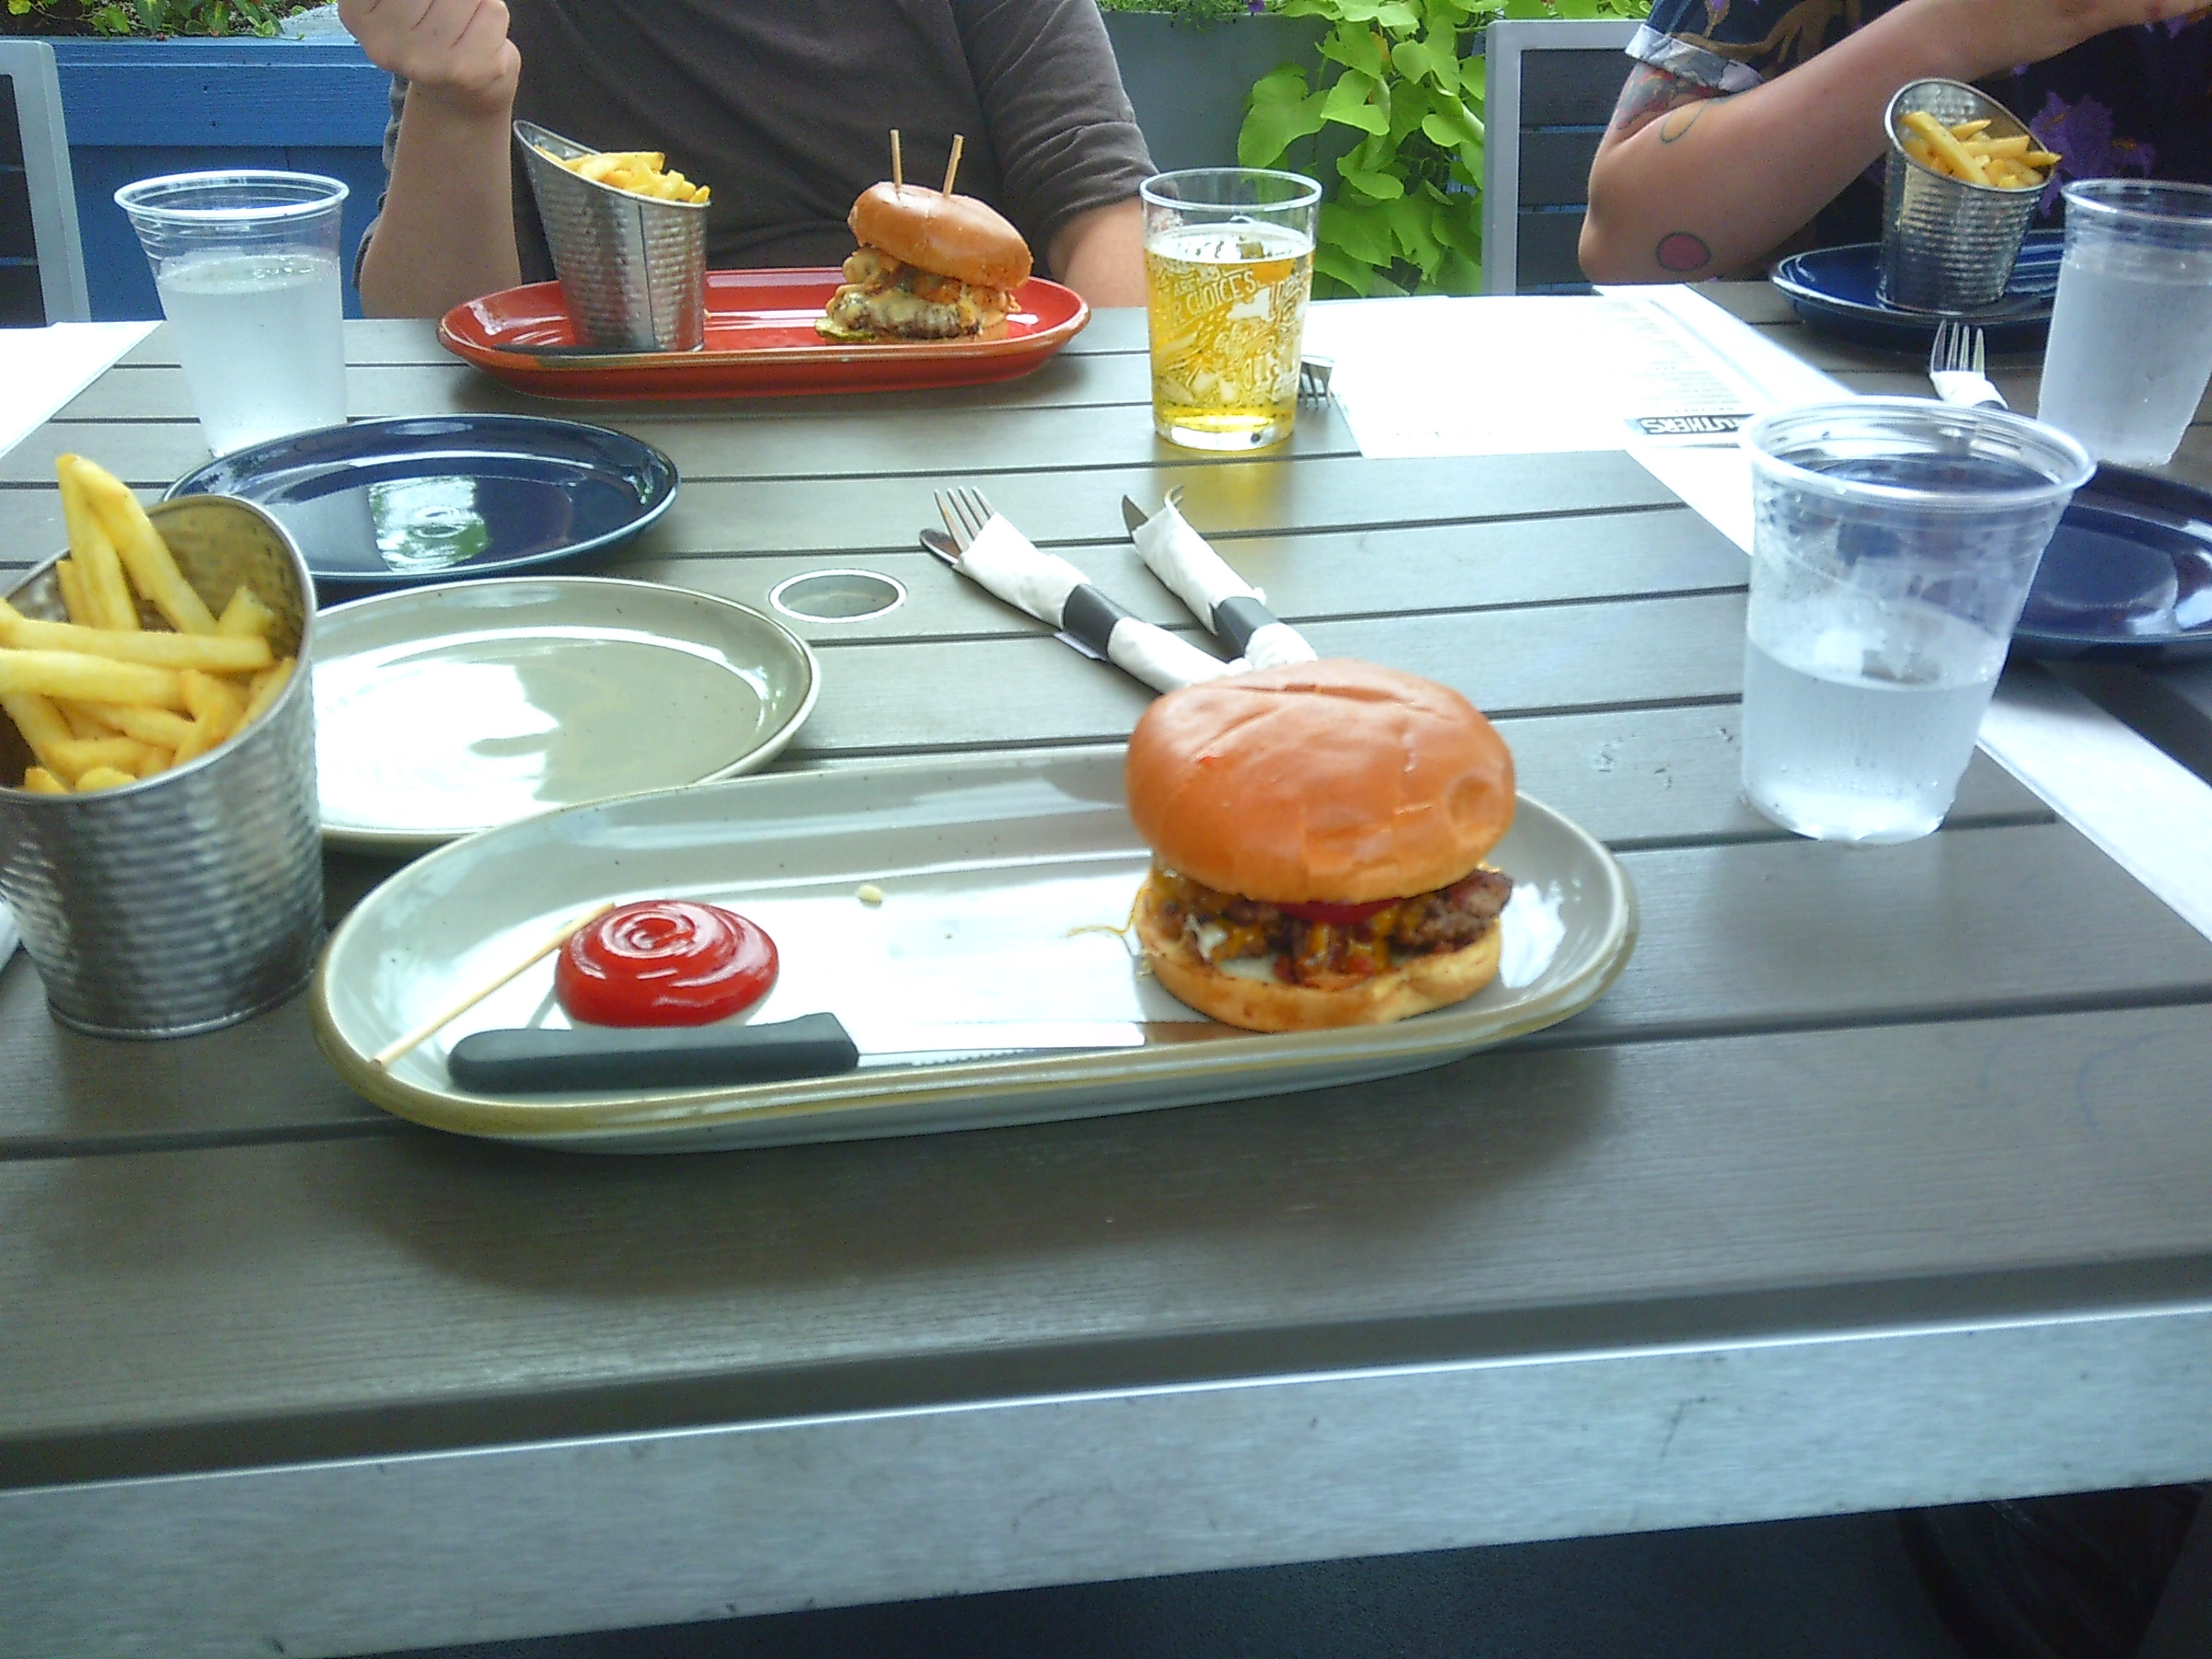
[439,269,1090,401]
[311,750,1639,1154]
[168,415,678,589]
[312,577,819,852]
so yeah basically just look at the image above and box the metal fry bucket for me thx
[0,496,322,1038]
[516,119,708,353]
[1880,79,2045,312]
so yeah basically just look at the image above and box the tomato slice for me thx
[556,900,779,1027]
[1275,897,1396,926]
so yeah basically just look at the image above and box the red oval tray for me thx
[438,268,1090,400]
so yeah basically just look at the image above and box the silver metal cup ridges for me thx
[1879,79,2045,313]
[0,496,323,1038]
[516,119,708,353]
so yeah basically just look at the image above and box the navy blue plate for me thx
[1771,232,2064,355]
[2012,468,2212,662]
[167,415,678,589]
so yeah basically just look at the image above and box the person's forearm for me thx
[1050,199,1147,307]
[357,89,520,318]
[1581,0,1990,283]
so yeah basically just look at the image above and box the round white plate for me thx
[312,577,819,851]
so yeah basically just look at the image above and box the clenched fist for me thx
[340,0,521,119]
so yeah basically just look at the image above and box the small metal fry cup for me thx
[516,119,708,353]
[1880,79,2045,312]
[0,496,322,1039]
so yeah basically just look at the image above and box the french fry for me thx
[86,702,196,751]
[0,649,186,711]
[0,600,272,672]
[5,452,302,792]
[55,699,110,741]
[54,455,140,632]
[0,689,73,772]
[1904,110,1990,183]
[241,657,295,729]
[1898,111,2061,190]
[67,459,218,635]
[180,670,245,749]
[547,145,710,204]
[51,735,153,779]
[53,559,95,629]
[216,584,279,640]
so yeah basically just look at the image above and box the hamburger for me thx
[1126,659,1516,1033]
[817,182,1032,342]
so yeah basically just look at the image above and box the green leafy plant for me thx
[1236,0,1648,296]
[1,0,318,37]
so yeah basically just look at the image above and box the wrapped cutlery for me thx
[930,490,1244,693]
[1121,495,1317,669]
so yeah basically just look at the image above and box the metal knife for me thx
[447,1010,1223,1094]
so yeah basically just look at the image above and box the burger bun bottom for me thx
[1133,872,1502,1034]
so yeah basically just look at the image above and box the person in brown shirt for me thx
[339,0,1156,317]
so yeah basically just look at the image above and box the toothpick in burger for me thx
[817,132,1032,342]
[1126,659,1517,1033]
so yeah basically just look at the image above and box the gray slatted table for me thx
[3,289,2212,1659]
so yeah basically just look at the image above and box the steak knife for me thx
[447,1011,1223,1094]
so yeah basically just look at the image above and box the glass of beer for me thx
[1140,169,1322,451]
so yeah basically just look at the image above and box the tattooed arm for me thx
[1578,0,2207,284]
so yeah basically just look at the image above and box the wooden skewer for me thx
[890,129,903,188]
[370,901,615,1071]
[941,134,964,197]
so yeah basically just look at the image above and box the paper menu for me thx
[1298,286,1844,462]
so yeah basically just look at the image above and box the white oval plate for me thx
[312,750,1638,1153]
[312,577,819,851]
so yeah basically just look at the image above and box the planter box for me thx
[49,37,388,321]
[1103,12,1326,173]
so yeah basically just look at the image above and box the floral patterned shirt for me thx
[1628,1,2212,247]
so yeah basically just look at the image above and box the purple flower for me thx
[2030,91,2156,216]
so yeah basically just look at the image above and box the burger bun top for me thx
[1125,658,1515,905]
[848,182,1032,289]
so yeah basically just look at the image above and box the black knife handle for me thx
[447,1013,861,1094]
[1059,581,1138,661]
[1210,594,1279,656]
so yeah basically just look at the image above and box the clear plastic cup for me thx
[115,170,350,457]
[2036,179,2212,468]
[1140,168,1320,451]
[1738,400,2094,845]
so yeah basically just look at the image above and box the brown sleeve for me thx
[956,0,1156,268]
[351,72,411,289]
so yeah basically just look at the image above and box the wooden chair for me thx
[1481,19,1639,295]
[0,40,89,325]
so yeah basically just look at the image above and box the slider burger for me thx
[1126,659,1516,1033]
[817,182,1032,342]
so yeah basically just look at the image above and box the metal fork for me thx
[934,485,995,554]
[1928,319,2007,409]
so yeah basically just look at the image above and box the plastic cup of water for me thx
[2036,179,2212,468]
[1738,400,2093,845]
[115,170,350,457]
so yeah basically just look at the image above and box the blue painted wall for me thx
[50,37,389,321]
